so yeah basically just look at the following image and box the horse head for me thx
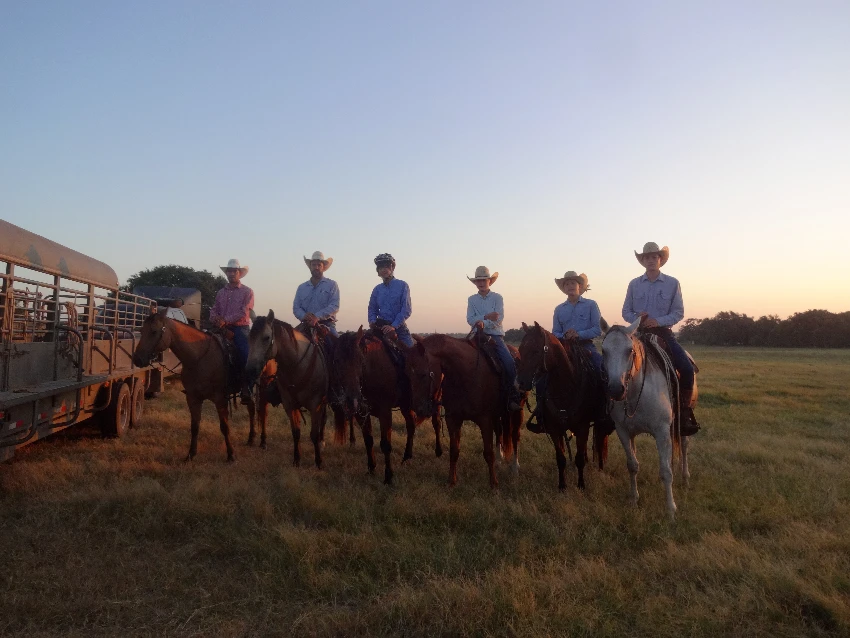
[332,326,368,417]
[516,321,551,392]
[246,310,277,381]
[404,338,438,419]
[132,311,170,367]
[601,316,642,401]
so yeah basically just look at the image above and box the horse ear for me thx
[626,316,642,336]
[534,321,540,328]
[600,317,609,334]
[267,309,275,321]
[356,325,364,341]
[521,321,529,332]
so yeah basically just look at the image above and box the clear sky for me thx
[2,1,848,333]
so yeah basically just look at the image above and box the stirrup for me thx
[525,410,544,434]
[679,407,701,436]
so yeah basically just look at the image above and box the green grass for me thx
[1,346,849,637]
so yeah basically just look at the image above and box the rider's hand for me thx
[484,312,499,321]
[381,325,396,335]
[643,318,659,328]
[475,320,485,330]
[564,329,579,340]
[304,313,319,327]
[213,317,225,329]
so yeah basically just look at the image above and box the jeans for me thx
[488,334,518,399]
[394,324,415,347]
[320,320,338,337]
[649,327,694,399]
[228,324,250,369]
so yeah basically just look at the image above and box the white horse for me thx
[601,317,692,521]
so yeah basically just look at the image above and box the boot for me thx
[508,384,523,412]
[678,390,700,436]
[525,408,544,434]
[240,381,252,405]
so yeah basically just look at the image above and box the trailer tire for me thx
[101,382,131,438]
[130,380,145,428]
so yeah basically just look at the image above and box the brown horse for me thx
[245,310,345,469]
[405,333,524,488]
[132,312,262,462]
[332,327,441,485]
[516,322,610,491]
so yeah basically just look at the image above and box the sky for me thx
[2,1,849,333]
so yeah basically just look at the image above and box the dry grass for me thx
[1,347,849,637]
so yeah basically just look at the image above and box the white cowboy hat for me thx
[554,271,589,295]
[304,251,333,270]
[635,242,669,267]
[220,258,249,276]
[467,265,499,285]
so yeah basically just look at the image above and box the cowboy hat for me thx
[554,271,589,295]
[220,258,249,276]
[467,265,499,285]
[304,251,333,269]
[635,242,669,267]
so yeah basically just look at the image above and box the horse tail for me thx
[592,419,608,468]
[332,404,347,445]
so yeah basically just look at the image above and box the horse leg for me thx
[245,397,257,447]
[554,433,568,491]
[480,420,498,489]
[289,408,302,467]
[401,409,416,464]
[447,416,463,486]
[215,400,236,462]
[361,414,376,474]
[575,425,590,490]
[680,434,690,485]
[310,403,326,469]
[511,408,521,474]
[185,395,203,461]
[375,408,393,485]
[616,426,640,506]
[431,406,443,458]
[348,411,357,447]
[258,395,268,450]
[656,431,677,520]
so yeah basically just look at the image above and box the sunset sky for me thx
[2,1,848,333]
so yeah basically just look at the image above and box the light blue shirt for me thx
[552,296,601,340]
[368,277,412,328]
[293,277,340,324]
[622,272,684,328]
[467,290,505,336]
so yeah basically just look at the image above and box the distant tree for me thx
[504,328,525,344]
[123,265,226,320]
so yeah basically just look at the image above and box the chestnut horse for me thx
[132,312,264,462]
[332,327,441,485]
[245,310,345,469]
[516,322,610,491]
[405,333,524,488]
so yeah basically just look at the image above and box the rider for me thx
[368,253,414,347]
[293,251,340,337]
[622,242,700,435]
[209,258,254,403]
[467,266,523,412]
[553,270,613,433]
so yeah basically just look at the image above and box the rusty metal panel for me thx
[0,219,119,289]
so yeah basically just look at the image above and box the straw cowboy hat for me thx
[304,251,333,269]
[467,266,499,285]
[635,242,669,267]
[220,258,249,276]
[554,271,589,295]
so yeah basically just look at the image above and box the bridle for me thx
[603,328,647,418]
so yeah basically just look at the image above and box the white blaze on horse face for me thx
[602,329,633,399]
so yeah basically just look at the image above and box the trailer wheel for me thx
[101,382,131,438]
[130,381,145,428]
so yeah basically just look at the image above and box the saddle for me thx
[209,329,244,397]
[367,323,411,408]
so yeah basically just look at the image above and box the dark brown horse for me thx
[245,310,345,469]
[516,322,609,491]
[332,327,441,485]
[132,312,263,462]
[405,333,524,488]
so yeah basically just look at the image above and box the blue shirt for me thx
[552,296,602,340]
[622,272,684,328]
[293,277,340,324]
[467,291,505,336]
[368,277,412,328]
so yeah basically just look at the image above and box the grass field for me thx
[1,346,849,637]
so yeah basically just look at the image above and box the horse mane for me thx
[252,315,298,343]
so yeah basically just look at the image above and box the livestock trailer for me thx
[0,219,172,462]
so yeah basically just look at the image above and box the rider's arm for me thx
[391,281,412,329]
[467,296,483,327]
[315,280,340,320]
[654,278,684,328]
[552,306,565,339]
[367,286,379,325]
[292,284,307,321]
[577,300,602,340]
[622,279,640,324]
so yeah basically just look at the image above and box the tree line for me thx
[677,310,850,347]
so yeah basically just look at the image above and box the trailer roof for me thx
[0,219,119,289]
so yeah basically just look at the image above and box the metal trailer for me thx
[0,219,171,462]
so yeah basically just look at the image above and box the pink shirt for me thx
[209,283,254,326]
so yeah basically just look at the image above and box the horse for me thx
[332,327,442,485]
[516,322,610,492]
[601,316,697,521]
[405,333,524,488]
[132,312,264,462]
[245,310,345,469]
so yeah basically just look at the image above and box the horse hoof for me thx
[184,455,194,463]
[559,485,567,492]
[435,447,443,458]
[227,456,236,463]
[511,462,520,475]
[260,441,267,450]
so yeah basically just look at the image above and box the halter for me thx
[612,331,647,419]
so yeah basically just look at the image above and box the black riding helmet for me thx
[374,253,396,269]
